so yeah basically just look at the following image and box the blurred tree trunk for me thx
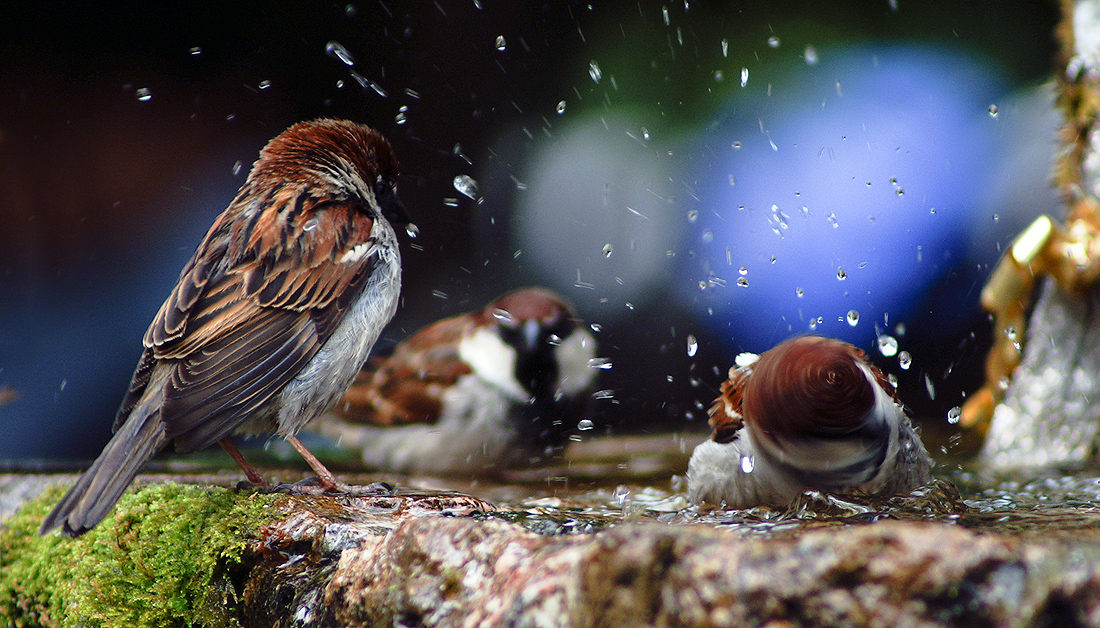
[980,0,1100,469]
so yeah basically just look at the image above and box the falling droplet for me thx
[738,266,748,276]
[662,5,670,25]
[740,67,749,87]
[577,418,595,431]
[189,46,203,55]
[836,267,847,280]
[602,243,613,258]
[231,160,243,176]
[556,100,567,114]
[736,277,749,287]
[767,35,780,47]
[395,105,408,125]
[453,174,479,199]
[302,218,320,232]
[947,406,961,424]
[924,373,935,400]
[589,61,602,83]
[495,35,506,51]
[721,38,729,57]
[135,87,152,102]
[325,41,356,66]
[258,79,272,90]
[590,323,602,333]
[795,287,804,298]
[988,104,999,118]
[804,45,818,66]
[877,334,898,357]
[686,334,698,357]
[1005,326,1017,340]
[687,210,698,223]
[405,224,419,238]
[732,141,742,150]
[588,357,613,370]
[846,310,859,326]
[740,455,755,473]
[898,351,912,370]
[895,188,904,197]
[826,212,839,228]
[492,308,516,324]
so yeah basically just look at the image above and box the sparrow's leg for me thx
[278,435,395,496]
[220,438,270,488]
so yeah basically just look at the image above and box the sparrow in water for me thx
[320,287,597,474]
[41,119,412,537]
[687,335,932,508]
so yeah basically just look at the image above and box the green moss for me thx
[1,482,280,628]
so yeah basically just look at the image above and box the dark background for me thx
[0,1,1060,460]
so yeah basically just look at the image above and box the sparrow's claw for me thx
[270,477,396,496]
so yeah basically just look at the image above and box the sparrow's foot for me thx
[271,477,396,496]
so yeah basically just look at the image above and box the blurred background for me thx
[0,1,1061,461]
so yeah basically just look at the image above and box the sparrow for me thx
[40,119,412,537]
[687,335,932,508]
[319,287,597,474]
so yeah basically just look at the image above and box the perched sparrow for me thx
[687,336,932,508]
[40,119,412,537]
[321,287,597,474]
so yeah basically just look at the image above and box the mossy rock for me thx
[1,482,278,628]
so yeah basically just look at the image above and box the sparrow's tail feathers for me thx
[38,403,168,537]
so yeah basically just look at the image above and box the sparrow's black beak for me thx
[376,179,416,237]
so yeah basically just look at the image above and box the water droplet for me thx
[740,67,749,87]
[701,230,714,243]
[836,267,847,280]
[988,104,999,118]
[189,46,203,55]
[898,351,912,370]
[453,174,479,199]
[947,406,961,424]
[804,45,818,66]
[826,212,839,228]
[405,223,419,239]
[641,127,650,141]
[896,188,904,196]
[687,210,698,223]
[395,105,408,125]
[732,141,742,150]
[686,334,698,357]
[877,334,898,357]
[602,243,613,258]
[590,323,602,333]
[924,374,935,400]
[135,87,152,102]
[1005,326,1017,340]
[727,174,737,186]
[738,266,748,276]
[736,277,749,287]
[992,213,1000,222]
[588,357,613,370]
[846,310,859,326]
[721,39,729,57]
[740,455,755,473]
[326,41,356,66]
[767,35,780,47]
[577,418,595,431]
[345,3,357,16]
[231,160,243,176]
[888,373,898,387]
[495,35,506,51]
[302,218,319,232]
[556,100,566,114]
[589,61,602,83]
[662,5,670,25]
[795,287,804,298]
[809,318,818,331]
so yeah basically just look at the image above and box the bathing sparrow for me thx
[41,119,412,536]
[687,336,932,508]
[322,287,597,474]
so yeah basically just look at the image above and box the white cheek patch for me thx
[458,328,528,401]
[555,328,597,397]
[340,242,376,264]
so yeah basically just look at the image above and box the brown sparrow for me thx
[687,336,932,508]
[321,287,597,474]
[40,119,412,537]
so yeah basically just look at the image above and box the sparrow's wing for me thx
[708,365,750,444]
[133,195,380,452]
[338,314,474,425]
